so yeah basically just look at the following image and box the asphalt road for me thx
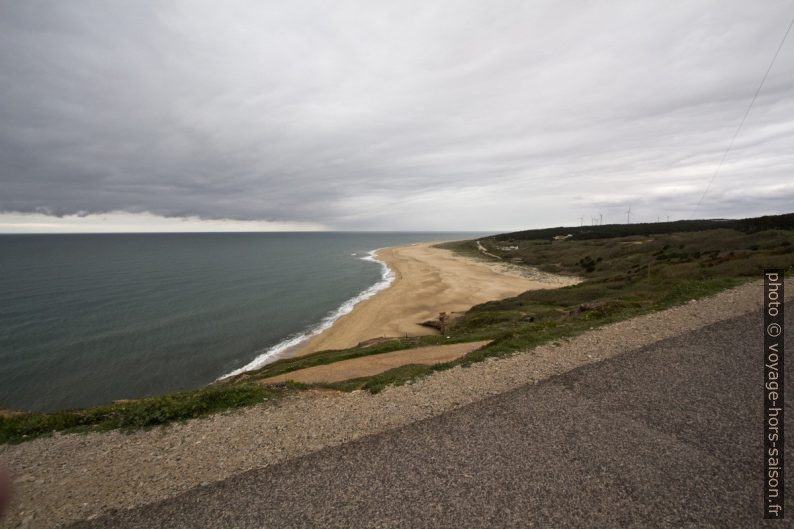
[70,309,791,528]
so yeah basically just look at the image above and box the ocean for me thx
[0,232,486,412]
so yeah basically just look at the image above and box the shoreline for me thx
[290,241,579,357]
[218,247,398,379]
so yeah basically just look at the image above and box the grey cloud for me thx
[0,0,792,230]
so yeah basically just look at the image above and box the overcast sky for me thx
[1,0,792,232]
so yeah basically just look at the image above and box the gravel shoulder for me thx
[1,278,790,528]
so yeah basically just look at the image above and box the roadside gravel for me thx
[1,278,790,529]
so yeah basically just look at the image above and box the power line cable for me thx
[691,15,794,216]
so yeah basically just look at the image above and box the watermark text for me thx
[764,270,785,519]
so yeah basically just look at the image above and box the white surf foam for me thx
[218,248,395,380]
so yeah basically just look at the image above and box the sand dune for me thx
[293,242,578,356]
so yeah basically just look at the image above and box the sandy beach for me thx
[293,242,579,355]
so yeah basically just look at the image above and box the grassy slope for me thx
[3,217,794,443]
[0,383,283,444]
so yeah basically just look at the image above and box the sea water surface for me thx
[0,232,486,412]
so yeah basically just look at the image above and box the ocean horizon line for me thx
[0,230,496,236]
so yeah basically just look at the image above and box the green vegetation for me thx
[440,228,794,355]
[3,213,793,444]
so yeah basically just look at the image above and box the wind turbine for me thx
[626,205,632,224]
[599,213,603,225]
[579,216,585,227]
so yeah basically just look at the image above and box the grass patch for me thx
[0,383,281,444]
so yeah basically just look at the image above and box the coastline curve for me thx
[217,249,395,380]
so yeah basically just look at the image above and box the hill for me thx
[492,212,794,241]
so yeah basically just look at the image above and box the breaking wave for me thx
[218,249,394,380]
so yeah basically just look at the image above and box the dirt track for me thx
[261,340,491,384]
